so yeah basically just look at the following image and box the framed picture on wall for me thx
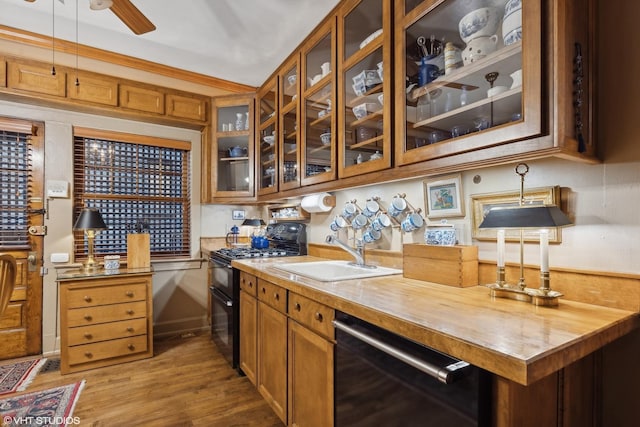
[232,210,245,220]
[470,185,563,242]
[424,174,465,219]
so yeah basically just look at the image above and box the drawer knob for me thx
[249,282,254,288]
[84,315,92,321]
[127,344,135,351]
[84,296,92,302]
[127,327,134,333]
[84,333,93,340]
[261,287,266,294]
[126,309,134,315]
[126,291,134,297]
[314,312,323,322]
[84,352,93,359]
[274,293,279,301]
[294,303,301,311]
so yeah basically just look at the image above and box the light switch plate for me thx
[50,252,69,263]
[46,180,69,198]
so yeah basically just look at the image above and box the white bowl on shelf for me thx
[320,132,331,145]
[263,135,275,145]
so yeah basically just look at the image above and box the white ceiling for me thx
[0,0,341,87]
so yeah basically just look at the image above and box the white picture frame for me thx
[424,174,465,219]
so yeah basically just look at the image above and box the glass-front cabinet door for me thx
[257,77,278,195]
[395,0,542,166]
[338,0,392,178]
[278,56,301,191]
[211,94,254,199]
[300,18,336,186]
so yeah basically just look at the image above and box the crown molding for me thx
[0,24,256,94]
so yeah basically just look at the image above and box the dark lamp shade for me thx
[242,218,265,226]
[73,208,108,231]
[478,205,572,229]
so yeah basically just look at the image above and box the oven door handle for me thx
[210,257,232,269]
[210,287,233,307]
[333,320,470,385]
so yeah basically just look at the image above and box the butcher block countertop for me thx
[232,256,639,386]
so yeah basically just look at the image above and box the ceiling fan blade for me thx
[109,0,156,35]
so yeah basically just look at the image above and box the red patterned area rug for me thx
[0,359,47,396]
[0,381,85,427]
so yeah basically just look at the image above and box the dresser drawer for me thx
[66,282,147,308]
[67,334,148,366]
[240,271,257,297]
[67,301,147,327]
[67,317,147,346]
[257,279,287,313]
[288,292,334,339]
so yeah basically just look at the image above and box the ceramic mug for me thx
[371,213,391,231]
[388,197,407,217]
[362,200,380,217]
[362,227,382,243]
[462,35,499,65]
[351,214,369,230]
[342,202,357,219]
[330,216,347,232]
[401,212,424,232]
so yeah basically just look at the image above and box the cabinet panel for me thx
[65,282,147,308]
[119,84,165,114]
[337,0,393,178]
[240,271,257,297]
[278,55,301,191]
[301,18,337,186]
[0,57,6,88]
[257,279,287,313]
[257,301,288,424]
[288,320,334,427]
[66,300,147,327]
[288,292,334,339]
[239,289,258,385]
[67,334,148,366]
[257,77,279,195]
[67,72,118,106]
[7,61,66,97]
[67,317,147,346]
[210,94,255,199]
[166,93,207,121]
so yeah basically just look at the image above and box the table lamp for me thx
[73,207,108,271]
[479,163,572,306]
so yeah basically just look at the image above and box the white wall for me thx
[0,99,207,355]
[301,155,640,275]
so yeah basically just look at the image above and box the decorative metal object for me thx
[479,163,572,306]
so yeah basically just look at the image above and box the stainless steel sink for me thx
[272,260,402,282]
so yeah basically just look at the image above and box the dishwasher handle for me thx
[333,319,470,385]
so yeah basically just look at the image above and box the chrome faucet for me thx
[326,235,374,268]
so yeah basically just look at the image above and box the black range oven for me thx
[209,222,307,369]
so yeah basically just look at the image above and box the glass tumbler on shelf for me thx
[417,94,431,122]
[236,113,244,132]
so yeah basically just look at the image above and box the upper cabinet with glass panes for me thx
[395,0,595,167]
[337,0,392,178]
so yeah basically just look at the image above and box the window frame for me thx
[72,127,192,262]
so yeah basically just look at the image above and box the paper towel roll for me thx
[300,193,335,213]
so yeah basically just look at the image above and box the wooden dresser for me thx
[57,268,153,374]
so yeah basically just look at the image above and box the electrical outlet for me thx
[46,180,69,198]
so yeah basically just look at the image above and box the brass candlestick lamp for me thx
[479,163,572,306]
[73,207,108,271]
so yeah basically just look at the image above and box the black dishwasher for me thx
[334,312,491,427]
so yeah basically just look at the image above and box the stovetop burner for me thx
[215,247,291,259]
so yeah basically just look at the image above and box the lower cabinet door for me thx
[257,301,288,424]
[288,319,334,427]
[239,290,257,385]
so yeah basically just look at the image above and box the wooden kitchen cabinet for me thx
[57,269,153,374]
[288,292,335,427]
[67,70,118,106]
[208,94,255,201]
[257,279,288,424]
[300,17,337,186]
[7,59,66,97]
[256,77,279,195]
[337,0,392,178]
[278,54,302,191]
[119,84,165,115]
[239,271,258,385]
[394,0,596,168]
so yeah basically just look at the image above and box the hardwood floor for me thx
[25,331,283,426]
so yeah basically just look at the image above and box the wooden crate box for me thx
[403,244,478,287]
